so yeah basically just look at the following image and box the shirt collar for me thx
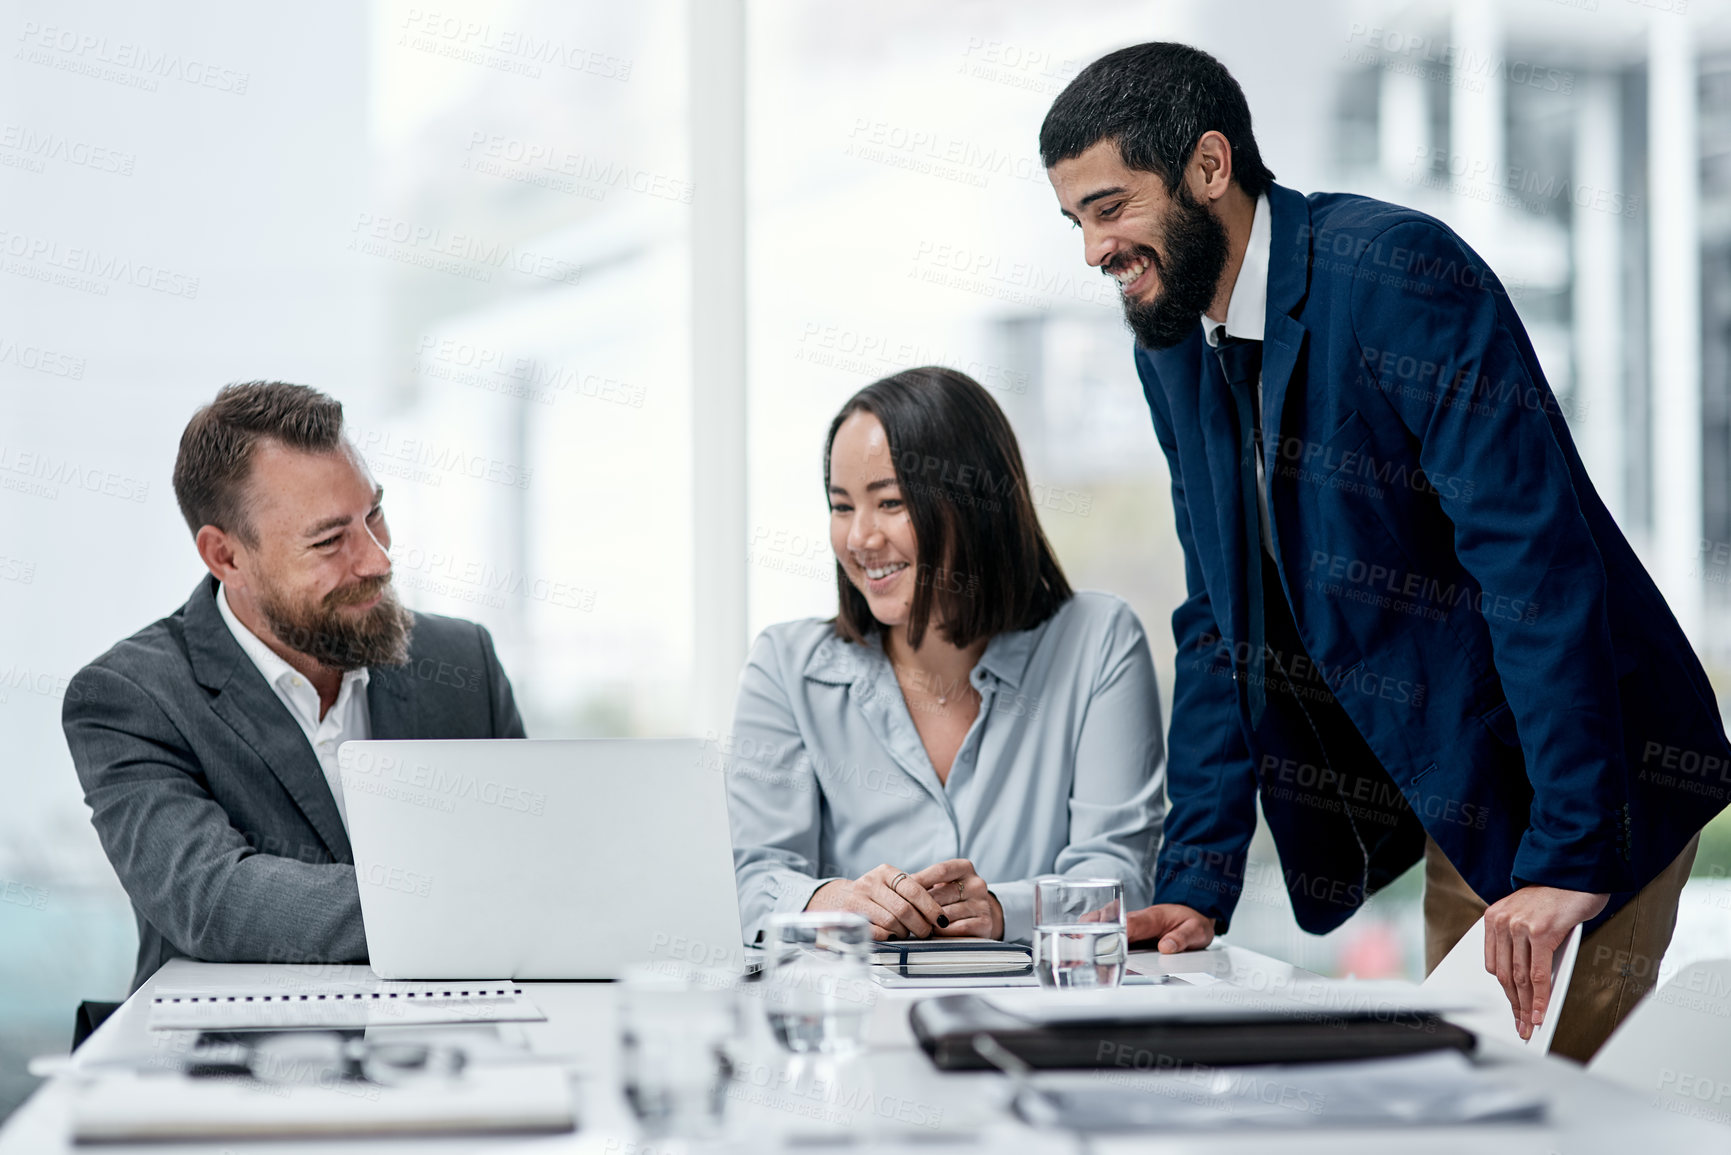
[803,619,1039,691]
[217,581,370,698]
[1202,192,1271,348]
[974,626,1036,689]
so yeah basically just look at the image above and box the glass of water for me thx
[618,961,740,1138]
[1033,877,1127,990]
[762,911,875,1054]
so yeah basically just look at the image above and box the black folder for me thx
[909,993,1475,1070]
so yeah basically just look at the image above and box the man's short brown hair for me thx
[172,381,345,543]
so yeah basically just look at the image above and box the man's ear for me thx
[1190,130,1234,203]
[195,524,244,586]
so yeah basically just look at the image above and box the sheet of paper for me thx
[1421,915,1581,1053]
[979,977,1468,1026]
[71,1064,573,1142]
[1013,1051,1546,1131]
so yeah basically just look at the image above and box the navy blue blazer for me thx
[1138,183,1730,935]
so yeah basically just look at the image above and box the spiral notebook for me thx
[143,961,545,1031]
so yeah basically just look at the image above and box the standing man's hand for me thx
[1482,885,1608,1041]
[1126,903,1215,953]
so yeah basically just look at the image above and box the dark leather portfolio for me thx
[909,993,1476,1070]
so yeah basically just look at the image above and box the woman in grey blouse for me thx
[727,366,1166,944]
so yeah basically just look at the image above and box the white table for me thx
[3,943,1724,1153]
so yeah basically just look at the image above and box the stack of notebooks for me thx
[872,937,1033,981]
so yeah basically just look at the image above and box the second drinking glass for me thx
[760,911,876,1054]
[1032,877,1127,989]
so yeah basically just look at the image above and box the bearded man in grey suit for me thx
[65,381,526,991]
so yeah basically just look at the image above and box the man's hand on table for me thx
[1482,884,1607,1041]
[1126,902,1215,953]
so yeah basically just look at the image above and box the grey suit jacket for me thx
[63,575,526,990]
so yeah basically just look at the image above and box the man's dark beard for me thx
[258,574,414,672]
[1121,181,1231,350]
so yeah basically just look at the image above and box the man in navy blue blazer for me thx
[1042,43,1729,1060]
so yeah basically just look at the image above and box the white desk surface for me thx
[4,943,1724,1153]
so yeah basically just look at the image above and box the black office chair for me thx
[71,1000,121,1051]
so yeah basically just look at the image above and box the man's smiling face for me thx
[1048,138,1230,349]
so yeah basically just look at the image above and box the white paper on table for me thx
[1014,1050,1546,1131]
[974,979,1467,1026]
[1422,915,1581,1053]
[71,1064,574,1142]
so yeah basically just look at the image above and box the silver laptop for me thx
[338,738,744,980]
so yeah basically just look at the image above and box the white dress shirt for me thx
[217,582,371,828]
[1202,191,1274,555]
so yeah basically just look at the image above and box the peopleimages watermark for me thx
[356,862,434,898]
[955,36,1080,96]
[1358,344,1579,422]
[726,1057,944,1129]
[0,663,101,708]
[14,21,251,94]
[1157,841,1405,915]
[1341,24,1573,95]
[792,321,1030,395]
[389,545,597,613]
[747,524,832,585]
[350,428,533,491]
[0,333,84,379]
[463,133,690,203]
[347,214,581,286]
[0,879,49,911]
[342,747,548,816]
[844,117,1043,190]
[908,239,1117,311]
[396,10,631,82]
[1693,537,1731,586]
[1304,550,1539,626]
[1192,631,1428,709]
[412,335,645,409]
[0,225,200,299]
[1268,430,1476,504]
[0,443,149,503]
[1301,224,1525,303]
[1636,740,1731,803]
[1409,146,1639,220]
[1093,1046,1326,1116]
[0,123,134,177]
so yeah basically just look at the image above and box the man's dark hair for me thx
[825,366,1072,650]
[1040,42,1275,197]
[173,381,346,544]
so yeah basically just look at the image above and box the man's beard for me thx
[257,573,414,672]
[1120,182,1231,350]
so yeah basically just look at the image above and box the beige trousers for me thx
[1421,833,1699,1063]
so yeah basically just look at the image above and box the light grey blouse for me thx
[725,590,1166,944]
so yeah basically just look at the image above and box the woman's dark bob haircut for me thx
[825,366,1072,649]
